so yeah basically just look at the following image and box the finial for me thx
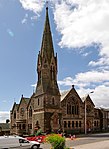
[72,85,74,88]
[46,1,48,9]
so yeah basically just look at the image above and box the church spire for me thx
[40,5,54,63]
[36,5,60,95]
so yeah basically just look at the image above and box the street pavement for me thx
[73,140,109,149]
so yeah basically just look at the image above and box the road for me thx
[40,133,109,149]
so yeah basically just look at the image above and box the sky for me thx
[0,0,109,123]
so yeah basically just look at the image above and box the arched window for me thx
[38,98,39,105]
[38,71,41,80]
[76,105,79,115]
[22,124,26,129]
[68,121,70,128]
[53,67,55,80]
[64,121,67,128]
[19,124,21,130]
[67,104,72,114]
[74,103,79,115]
[94,121,96,126]
[20,108,24,116]
[76,121,78,127]
[72,121,74,127]
[50,66,52,80]
[29,106,32,117]
[79,121,81,127]
[14,112,16,119]
[72,106,74,114]
[67,104,69,114]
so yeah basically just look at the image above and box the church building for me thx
[10,6,109,136]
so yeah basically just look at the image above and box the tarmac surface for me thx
[73,140,109,149]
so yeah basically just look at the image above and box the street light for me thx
[84,91,94,135]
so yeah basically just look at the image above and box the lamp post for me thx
[85,99,87,135]
[84,91,94,135]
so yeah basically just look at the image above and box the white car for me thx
[0,135,40,149]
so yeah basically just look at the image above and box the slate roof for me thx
[0,123,10,131]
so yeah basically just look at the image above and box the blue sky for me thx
[0,0,109,122]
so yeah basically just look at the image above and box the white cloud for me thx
[0,111,10,123]
[77,85,109,108]
[58,77,73,86]
[58,70,109,87]
[19,0,45,17]
[89,57,109,67]
[52,0,109,66]
[58,70,109,107]
[7,29,14,37]
[21,13,28,24]
[75,70,109,84]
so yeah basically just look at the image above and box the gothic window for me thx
[50,66,52,80]
[29,106,32,117]
[75,104,79,115]
[36,121,39,126]
[38,71,41,80]
[53,67,55,80]
[94,121,96,126]
[20,108,24,116]
[19,124,21,130]
[22,124,26,129]
[76,105,79,115]
[38,98,39,105]
[86,105,92,113]
[97,121,98,127]
[75,105,77,114]
[68,121,70,128]
[76,121,78,127]
[69,105,71,114]
[72,121,74,128]
[95,112,97,117]
[79,121,81,127]
[44,58,46,63]
[67,104,72,114]
[50,65,55,80]
[14,112,16,119]
[67,104,69,114]
[67,102,79,115]
[64,121,67,128]
[72,106,74,114]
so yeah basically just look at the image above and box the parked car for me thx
[26,135,46,143]
[0,135,40,149]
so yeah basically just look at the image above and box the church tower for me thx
[33,6,62,133]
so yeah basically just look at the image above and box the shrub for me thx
[45,134,66,149]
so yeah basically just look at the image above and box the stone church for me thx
[10,6,109,136]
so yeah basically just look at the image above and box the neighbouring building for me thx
[10,6,109,136]
[0,122,10,136]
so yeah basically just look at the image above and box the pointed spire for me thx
[40,4,54,63]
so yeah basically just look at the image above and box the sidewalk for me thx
[72,140,109,149]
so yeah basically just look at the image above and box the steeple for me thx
[40,5,54,63]
[36,6,60,95]
[34,5,62,133]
